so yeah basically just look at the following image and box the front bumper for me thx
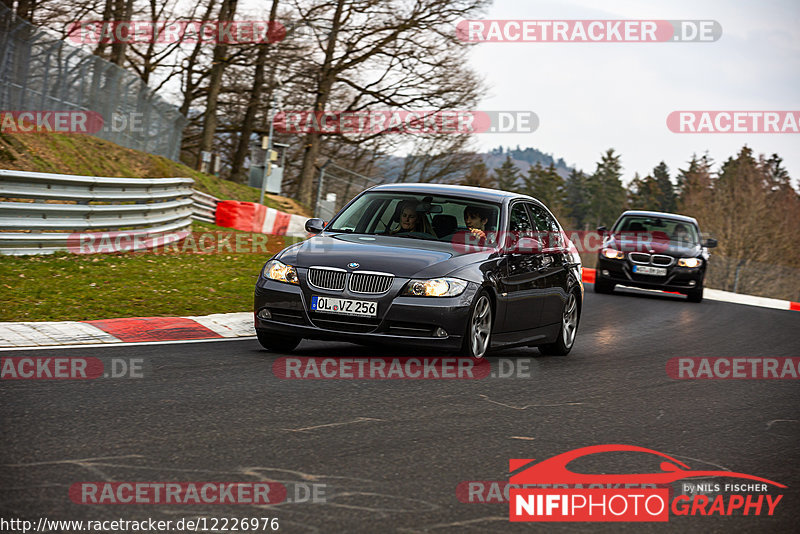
[595,256,705,292]
[253,277,478,351]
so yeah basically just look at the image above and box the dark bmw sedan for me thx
[594,210,717,302]
[254,183,584,357]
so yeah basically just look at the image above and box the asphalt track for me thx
[1,286,799,533]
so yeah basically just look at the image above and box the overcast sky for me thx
[467,0,800,184]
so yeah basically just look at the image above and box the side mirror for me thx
[597,225,607,234]
[305,218,325,234]
[703,238,718,248]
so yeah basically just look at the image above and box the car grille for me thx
[349,272,394,294]
[308,267,346,290]
[651,254,675,267]
[628,252,675,267]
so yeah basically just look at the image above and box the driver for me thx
[673,223,691,243]
[391,200,432,234]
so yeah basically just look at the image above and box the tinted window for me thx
[529,203,563,248]
[508,203,534,241]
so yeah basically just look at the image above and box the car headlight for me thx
[602,248,625,260]
[402,277,468,297]
[678,257,702,268]
[263,259,299,284]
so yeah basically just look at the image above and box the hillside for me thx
[0,132,310,216]
[376,145,574,183]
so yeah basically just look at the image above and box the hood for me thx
[277,233,493,278]
[605,233,702,258]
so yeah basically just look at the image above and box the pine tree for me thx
[627,172,660,210]
[493,154,521,192]
[677,153,713,214]
[652,161,676,212]
[524,162,566,216]
[564,168,589,229]
[587,148,626,227]
[459,162,494,189]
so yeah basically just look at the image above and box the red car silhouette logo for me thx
[510,444,785,487]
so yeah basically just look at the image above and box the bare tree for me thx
[290,0,488,206]
[229,0,281,183]
[198,0,238,165]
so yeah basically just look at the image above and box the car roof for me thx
[368,183,523,203]
[617,210,698,225]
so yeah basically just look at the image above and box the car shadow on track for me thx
[599,284,689,303]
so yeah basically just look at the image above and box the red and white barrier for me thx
[215,200,309,237]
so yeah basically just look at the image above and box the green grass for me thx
[0,132,303,213]
[0,225,304,322]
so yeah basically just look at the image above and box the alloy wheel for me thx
[562,292,578,348]
[470,295,492,358]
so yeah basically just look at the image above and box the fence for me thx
[314,161,383,219]
[0,4,186,160]
[0,169,194,255]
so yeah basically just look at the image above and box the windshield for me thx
[326,192,501,243]
[612,216,700,245]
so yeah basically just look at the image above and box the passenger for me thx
[464,205,490,240]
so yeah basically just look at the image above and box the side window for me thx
[529,203,563,248]
[508,203,534,243]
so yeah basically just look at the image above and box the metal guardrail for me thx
[0,169,195,255]
[191,190,218,224]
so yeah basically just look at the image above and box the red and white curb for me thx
[0,271,796,349]
[0,313,255,349]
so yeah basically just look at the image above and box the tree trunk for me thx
[229,0,279,183]
[199,0,238,168]
[179,0,217,117]
[109,0,134,66]
[296,0,345,207]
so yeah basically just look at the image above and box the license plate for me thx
[633,265,667,276]
[310,295,377,317]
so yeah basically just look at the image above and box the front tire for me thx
[594,277,615,294]
[538,291,580,356]
[256,330,301,352]
[686,283,704,303]
[460,290,493,359]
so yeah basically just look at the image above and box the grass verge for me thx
[0,223,302,322]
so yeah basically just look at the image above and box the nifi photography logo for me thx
[508,444,785,522]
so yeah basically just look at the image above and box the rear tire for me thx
[538,291,580,356]
[686,284,704,303]
[256,330,301,352]
[594,278,615,294]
